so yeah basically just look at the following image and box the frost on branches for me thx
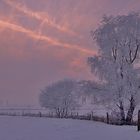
[88,13,140,124]
[39,79,79,118]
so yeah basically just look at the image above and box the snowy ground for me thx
[0,116,140,140]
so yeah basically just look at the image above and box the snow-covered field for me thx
[0,116,140,140]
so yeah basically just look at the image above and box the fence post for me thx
[106,112,109,124]
[138,110,140,131]
[91,111,93,120]
[76,112,79,118]
[39,112,42,117]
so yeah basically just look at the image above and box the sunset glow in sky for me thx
[0,0,140,106]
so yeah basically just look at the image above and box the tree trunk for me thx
[126,95,135,125]
[118,101,125,125]
[138,110,140,131]
[106,112,109,124]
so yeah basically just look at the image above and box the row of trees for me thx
[39,79,102,118]
[39,13,140,124]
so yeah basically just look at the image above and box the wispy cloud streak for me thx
[4,0,77,36]
[0,19,96,55]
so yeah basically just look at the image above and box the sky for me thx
[0,0,140,107]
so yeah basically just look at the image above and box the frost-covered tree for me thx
[88,13,140,124]
[39,79,78,118]
[75,80,106,105]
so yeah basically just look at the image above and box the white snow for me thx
[0,116,140,140]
